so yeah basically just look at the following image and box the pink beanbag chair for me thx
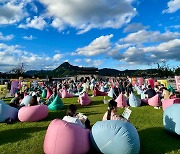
[43,119,90,154]
[46,88,53,99]
[148,78,154,89]
[18,105,48,122]
[78,92,91,106]
[162,98,180,111]
[93,87,107,96]
[148,94,161,107]
[61,89,74,98]
[115,93,128,108]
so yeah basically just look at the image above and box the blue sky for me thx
[0,0,180,72]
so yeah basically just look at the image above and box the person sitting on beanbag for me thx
[63,104,91,129]
[9,92,24,108]
[103,100,128,122]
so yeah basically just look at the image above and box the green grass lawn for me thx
[1,96,180,154]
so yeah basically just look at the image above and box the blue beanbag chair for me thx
[20,95,32,106]
[163,104,180,135]
[90,120,140,154]
[129,92,141,107]
[0,101,18,122]
[108,88,114,98]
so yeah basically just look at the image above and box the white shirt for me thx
[62,116,85,129]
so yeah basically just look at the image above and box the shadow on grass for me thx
[139,127,180,154]
[0,126,46,146]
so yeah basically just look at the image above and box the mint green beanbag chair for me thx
[48,95,64,110]
[163,104,180,135]
[129,92,141,107]
[0,102,18,122]
[90,120,140,154]
[41,89,47,98]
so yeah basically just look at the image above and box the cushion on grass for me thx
[18,105,48,122]
[48,95,64,110]
[163,104,180,135]
[20,95,33,106]
[148,78,154,89]
[137,77,144,87]
[129,92,141,107]
[46,88,53,99]
[93,87,107,96]
[61,89,74,98]
[43,119,90,154]
[115,93,127,108]
[0,102,18,122]
[162,98,180,111]
[10,81,19,96]
[108,87,114,98]
[41,89,47,98]
[78,92,91,106]
[100,86,105,92]
[148,94,161,107]
[90,120,140,154]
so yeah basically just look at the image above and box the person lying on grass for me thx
[103,100,129,122]
[63,104,91,129]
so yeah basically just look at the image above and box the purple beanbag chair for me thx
[46,88,53,99]
[148,94,161,107]
[61,89,74,98]
[18,105,48,122]
[162,98,180,111]
[78,92,91,106]
[43,119,90,154]
[115,93,128,108]
[93,87,107,96]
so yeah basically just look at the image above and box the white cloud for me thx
[53,54,63,61]
[74,59,82,63]
[39,0,136,33]
[51,18,65,32]
[0,32,14,41]
[112,39,180,65]
[163,0,180,13]
[84,58,103,67]
[18,16,47,30]
[123,23,149,33]
[75,34,113,56]
[0,43,65,72]
[120,30,180,44]
[0,1,26,25]
[22,35,36,40]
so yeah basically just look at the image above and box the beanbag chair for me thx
[48,95,64,110]
[148,78,154,89]
[61,89,74,98]
[129,92,141,107]
[10,81,19,96]
[108,87,114,98]
[175,76,180,92]
[46,88,53,99]
[137,77,144,87]
[41,89,47,98]
[90,120,140,154]
[0,102,18,122]
[115,93,127,108]
[93,87,107,96]
[43,119,90,154]
[100,86,105,92]
[163,104,180,135]
[18,105,48,122]
[78,92,91,106]
[20,95,33,106]
[162,98,180,111]
[148,94,161,107]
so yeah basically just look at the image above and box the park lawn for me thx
[0,96,180,154]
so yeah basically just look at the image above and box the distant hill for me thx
[23,62,177,78]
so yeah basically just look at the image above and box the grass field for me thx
[0,96,180,154]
